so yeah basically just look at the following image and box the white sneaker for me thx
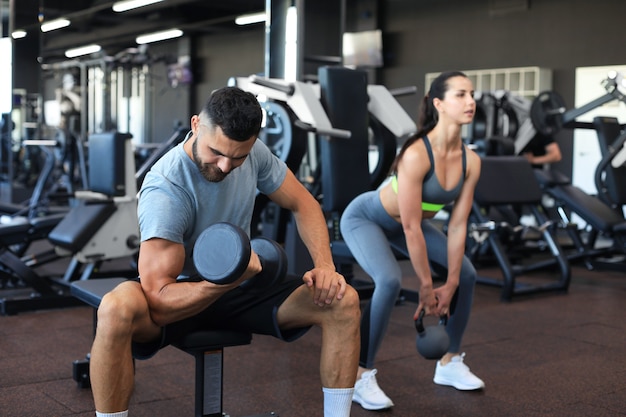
[352,369,394,410]
[433,353,485,390]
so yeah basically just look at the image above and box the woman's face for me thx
[437,76,476,125]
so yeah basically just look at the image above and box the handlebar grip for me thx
[293,120,351,139]
[250,75,295,96]
[389,86,418,97]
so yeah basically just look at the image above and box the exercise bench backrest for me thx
[88,131,133,197]
[475,156,542,205]
[48,131,133,252]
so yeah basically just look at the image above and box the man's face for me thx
[192,124,254,182]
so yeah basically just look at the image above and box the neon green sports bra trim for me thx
[390,176,445,212]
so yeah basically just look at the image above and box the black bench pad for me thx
[49,201,117,252]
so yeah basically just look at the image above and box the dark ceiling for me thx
[13,0,266,61]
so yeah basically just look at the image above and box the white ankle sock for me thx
[96,411,128,417]
[322,387,354,417]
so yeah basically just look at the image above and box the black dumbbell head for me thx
[241,237,288,291]
[193,222,251,284]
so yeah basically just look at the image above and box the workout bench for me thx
[71,277,277,417]
[48,131,140,282]
[469,156,571,301]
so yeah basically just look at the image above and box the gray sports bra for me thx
[391,136,466,212]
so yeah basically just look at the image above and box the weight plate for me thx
[530,91,566,136]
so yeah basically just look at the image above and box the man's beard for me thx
[192,138,228,182]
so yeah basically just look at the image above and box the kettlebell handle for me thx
[414,309,448,334]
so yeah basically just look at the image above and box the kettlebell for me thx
[414,309,450,360]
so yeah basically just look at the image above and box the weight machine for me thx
[231,69,417,286]
[231,72,416,192]
[517,71,626,271]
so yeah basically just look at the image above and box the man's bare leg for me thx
[277,284,360,388]
[90,281,162,412]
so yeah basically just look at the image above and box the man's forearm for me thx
[292,205,335,269]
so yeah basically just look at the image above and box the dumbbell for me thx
[414,309,450,360]
[192,222,288,291]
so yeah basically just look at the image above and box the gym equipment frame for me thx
[468,156,571,302]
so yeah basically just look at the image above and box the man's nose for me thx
[217,157,233,173]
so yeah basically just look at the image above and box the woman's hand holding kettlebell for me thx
[414,283,437,321]
[433,281,457,317]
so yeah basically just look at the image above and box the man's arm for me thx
[524,141,562,165]
[268,169,333,268]
[138,237,260,326]
[267,169,346,305]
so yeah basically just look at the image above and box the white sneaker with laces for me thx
[352,369,394,410]
[433,353,485,390]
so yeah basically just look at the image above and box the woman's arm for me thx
[434,149,481,315]
[395,144,438,316]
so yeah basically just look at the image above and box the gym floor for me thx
[1,257,625,417]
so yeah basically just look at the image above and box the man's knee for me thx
[97,282,146,333]
[334,285,361,323]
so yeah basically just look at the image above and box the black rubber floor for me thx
[1,257,625,416]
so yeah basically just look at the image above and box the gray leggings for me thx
[340,191,477,368]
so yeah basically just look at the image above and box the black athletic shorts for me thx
[132,274,310,360]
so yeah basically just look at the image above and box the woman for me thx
[340,71,485,411]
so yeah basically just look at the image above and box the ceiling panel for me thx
[12,0,265,61]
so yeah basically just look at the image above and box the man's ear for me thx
[190,114,200,134]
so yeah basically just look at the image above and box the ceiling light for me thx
[112,0,164,13]
[65,44,102,58]
[41,18,71,32]
[11,30,27,39]
[235,12,267,25]
[136,28,183,45]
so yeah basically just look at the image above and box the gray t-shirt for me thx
[138,137,287,276]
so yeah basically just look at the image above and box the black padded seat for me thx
[0,213,66,247]
[470,156,571,301]
[70,277,127,307]
[0,221,32,246]
[544,183,626,232]
[173,330,252,352]
[534,169,626,233]
[48,201,117,252]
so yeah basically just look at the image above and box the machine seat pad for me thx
[48,201,117,252]
[534,169,572,187]
[173,330,252,352]
[0,221,32,245]
[613,222,626,233]
[547,184,625,232]
[70,277,128,308]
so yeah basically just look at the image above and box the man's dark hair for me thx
[201,86,262,142]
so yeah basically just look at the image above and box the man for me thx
[89,87,360,417]
[522,132,562,169]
